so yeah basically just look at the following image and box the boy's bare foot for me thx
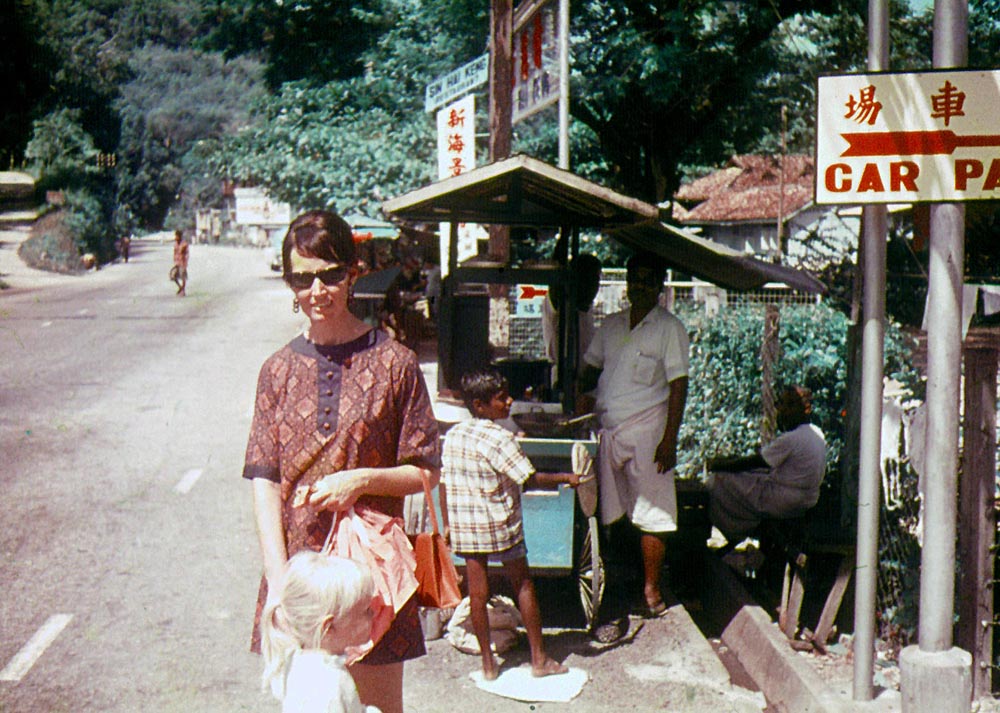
[531,657,568,677]
[482,654,500,681]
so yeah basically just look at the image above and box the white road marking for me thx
[0,614,73,682]
[41,321,52,327]
[174,468,204,494]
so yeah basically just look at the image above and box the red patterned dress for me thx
[243,329,440,661]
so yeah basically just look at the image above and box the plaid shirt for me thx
[441,419,535,554]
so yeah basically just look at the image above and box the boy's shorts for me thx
[457,539,528,563]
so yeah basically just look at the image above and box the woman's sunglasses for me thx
[287,265,350,290]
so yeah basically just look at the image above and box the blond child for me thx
[260,551,378,713]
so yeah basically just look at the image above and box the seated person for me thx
[381,254,426,345]
[706,386,827,544]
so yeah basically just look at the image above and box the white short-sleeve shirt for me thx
[281,650,374,713]
[583,306,690,429]
[760,423,827,503]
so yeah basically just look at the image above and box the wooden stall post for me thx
[957,328,999,698]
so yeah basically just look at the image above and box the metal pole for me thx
[898,6,971,711]
[853,0,888,701]
[920,0,967,654]
[557,0,570,170]
[920,204,965,649]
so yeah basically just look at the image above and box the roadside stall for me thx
[383,154,825,630]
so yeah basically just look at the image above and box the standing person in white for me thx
[578,251,689,620]
[540,253,602,389]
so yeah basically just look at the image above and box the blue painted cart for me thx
[518,437,604,629]
[434,436,604,630]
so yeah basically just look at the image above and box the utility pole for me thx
[852,0,888,701]
[898,0,972,710]
[488,0,513,263]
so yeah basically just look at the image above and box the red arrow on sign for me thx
[840,130,1000,157]
[519,285,548,300]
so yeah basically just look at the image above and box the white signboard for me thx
[436,95,486,275]
[512,1,561,124]
[515,284,548,317]
[425,54,489,114]
[816,69,1000,204]
[233,187,292,225]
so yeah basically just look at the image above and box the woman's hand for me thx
[307,469,369,511]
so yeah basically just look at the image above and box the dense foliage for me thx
[676,301,921,482]
[114,45,265,230]
[5,0,1000,262]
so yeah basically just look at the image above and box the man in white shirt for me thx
[579,251,689,623]
[706,386,827,543]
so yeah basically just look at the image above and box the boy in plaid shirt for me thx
[441,368,578,680]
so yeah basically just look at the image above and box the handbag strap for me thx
[420,472,441,536]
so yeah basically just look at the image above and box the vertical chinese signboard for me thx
[436,95,484,275]
[512,0,561,125]
[816,69,1000,204]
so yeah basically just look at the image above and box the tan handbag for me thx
[412,474,462,609]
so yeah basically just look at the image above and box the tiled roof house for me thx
[672,155,860,270]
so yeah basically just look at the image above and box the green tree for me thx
[0,0,55,166]
[23,108,100,187]
[203,0,492,217]
[115,45,265,229]
[200,0,386,88]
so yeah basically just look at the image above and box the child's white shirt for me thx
[281,650,379,713]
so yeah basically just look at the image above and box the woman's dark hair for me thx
[281,210,357,283]
[458,368,508,412]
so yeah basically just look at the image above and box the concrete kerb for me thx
[704,554,854,713]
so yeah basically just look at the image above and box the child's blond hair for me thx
[259,550,373,700]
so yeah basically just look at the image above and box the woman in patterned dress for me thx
[243,210,441,713]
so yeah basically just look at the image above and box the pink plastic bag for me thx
[322,506,419,661]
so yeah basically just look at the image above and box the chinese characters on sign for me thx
[816,70,1000,203]
[436,95,485,274]
[512,1,561,124]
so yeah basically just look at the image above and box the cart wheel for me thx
[577,515,605,631]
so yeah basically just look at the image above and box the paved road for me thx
[1,238,299,712]
[0,239,766,712]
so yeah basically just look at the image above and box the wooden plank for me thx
[957,345,997,698]
[811,552,855,647]
[782,566,806,639]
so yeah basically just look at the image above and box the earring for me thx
[292,298,300,313]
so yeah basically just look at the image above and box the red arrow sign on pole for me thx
[519,285,548,300]
[840,130,1000,157]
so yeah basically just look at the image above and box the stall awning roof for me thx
[383,155,825,293]
[608,221,827,294]
[382,154,657,228]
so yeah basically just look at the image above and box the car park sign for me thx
[816,69,1000,204]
